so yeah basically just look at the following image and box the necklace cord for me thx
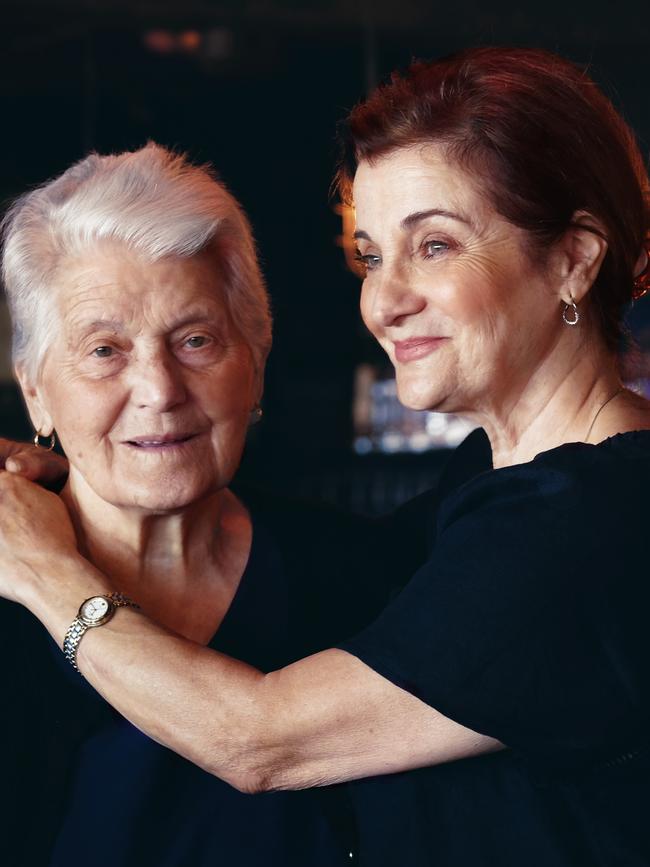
[584,387,625,443]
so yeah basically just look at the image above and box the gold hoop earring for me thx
[33,430,56,451]
[562,299,580,326]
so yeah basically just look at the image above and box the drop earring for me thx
[33,430,57,450]
[562,297,579,326]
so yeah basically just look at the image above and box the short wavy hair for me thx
[1,142,272,381]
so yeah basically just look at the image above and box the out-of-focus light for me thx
[178,30,202,53]
[354,436,373,455]
[203,28,234,61]
[144,29,226,58]
[144,30,176,54]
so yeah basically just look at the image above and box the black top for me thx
[0,489,416,867]
[341,429,650,866]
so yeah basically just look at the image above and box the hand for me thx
[0,470,78,606]
[0,437,69,485]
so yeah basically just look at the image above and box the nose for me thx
[362,263,426,332]
[128,348,187,412]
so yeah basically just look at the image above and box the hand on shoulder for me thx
[0,437,69,485]
[0,471,78,606]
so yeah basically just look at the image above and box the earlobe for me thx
[559,211,609,306]
[14,365,55,437]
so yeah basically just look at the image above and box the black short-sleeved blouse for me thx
[341,429,650,866]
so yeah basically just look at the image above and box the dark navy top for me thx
[1,490,408,867]
[341,429,650,866]
[47,518,341,867]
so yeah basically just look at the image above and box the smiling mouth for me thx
[393,337,448,363]
[125,434,198,449]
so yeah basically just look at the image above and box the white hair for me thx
[1,142,272,382]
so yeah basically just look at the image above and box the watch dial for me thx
[80,596,110,623]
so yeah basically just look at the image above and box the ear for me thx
[14,364,55,437]
[553,210,609,306]
[249,369,265,419]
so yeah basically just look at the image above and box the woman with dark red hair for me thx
[2,47,650,865]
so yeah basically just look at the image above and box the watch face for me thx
[79,596,112,625]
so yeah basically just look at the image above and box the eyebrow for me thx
[400,208,473,229]
[353,207,473,242]
[73,311,226,339]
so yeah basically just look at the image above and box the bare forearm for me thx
[18,553,500,792]
[22,555,273,792]
[1,459,498,788]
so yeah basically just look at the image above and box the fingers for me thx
[0,439,69,484]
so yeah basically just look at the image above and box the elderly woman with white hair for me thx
[0,144,409,866]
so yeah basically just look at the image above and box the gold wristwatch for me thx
[62,593,139,672]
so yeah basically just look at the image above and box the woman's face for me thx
[24,246,258,512]
[353,145,563,416]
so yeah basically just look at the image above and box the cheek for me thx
[201,359,256,423]
[426,260,507,327]
[359,282,374,332]
[44,377,125,463]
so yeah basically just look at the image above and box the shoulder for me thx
[339,433,650,773]
[439,430,650,538]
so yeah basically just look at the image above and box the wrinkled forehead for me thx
[351,144,490,233]
[51,244,231,333]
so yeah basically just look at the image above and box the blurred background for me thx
[1,0,649,513]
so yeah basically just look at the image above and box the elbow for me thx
[197,716,294,794]
[191,673,310,794]
[228,766,279,795]
[201,734,313,793]
[220,754,331,794]
[203,754,287,795]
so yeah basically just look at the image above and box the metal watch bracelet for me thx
[62,592,139,673]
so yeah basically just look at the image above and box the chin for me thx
[395,379,442,413]
[394,357,462,413]
[106,478,218,513]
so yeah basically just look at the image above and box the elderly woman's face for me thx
[26,246,258,512]
[353,145,561,414]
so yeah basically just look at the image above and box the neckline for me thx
[445,427,650,497]
[530,426,650,465]
[207,507,259,649]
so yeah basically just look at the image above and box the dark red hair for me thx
[338,46,649,349]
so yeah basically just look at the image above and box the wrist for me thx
[19,553,115,644]
[63,591,140,673]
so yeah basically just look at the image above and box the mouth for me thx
[393,337,449,364]
[124,433,199,450]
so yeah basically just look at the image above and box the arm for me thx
[0,473,500,793]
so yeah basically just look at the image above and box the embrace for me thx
[1,46,650,867]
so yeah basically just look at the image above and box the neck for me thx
[463,333,624,469]
[61,471,252,640]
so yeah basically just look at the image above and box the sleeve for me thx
[338,457,650,774]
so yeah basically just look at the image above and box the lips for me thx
[393,337,448,363]
[125,433,197,448]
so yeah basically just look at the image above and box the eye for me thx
[354,250,382,274]
[184,335,209,348]
[421,240,450,259]
[92,346,114,358]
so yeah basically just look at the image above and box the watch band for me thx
[63,592,139,673]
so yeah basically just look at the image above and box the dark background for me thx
[1,0,649,512]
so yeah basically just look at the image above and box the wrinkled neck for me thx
[462,335,622,468]
[61,468,250,598]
